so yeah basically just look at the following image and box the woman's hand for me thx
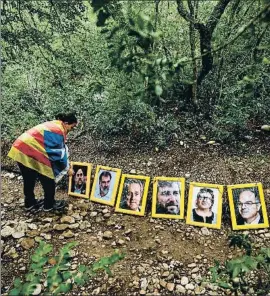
[68,168,74,176]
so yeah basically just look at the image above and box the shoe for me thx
[25,199,44,212]
[43,200,67,212]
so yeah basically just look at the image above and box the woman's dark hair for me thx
[55,112,77,124]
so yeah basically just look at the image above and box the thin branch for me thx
[180,2,270,66]
[176,0,192,22]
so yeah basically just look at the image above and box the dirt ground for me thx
[1,136,270,295]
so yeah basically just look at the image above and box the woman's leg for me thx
[17,162,37,209]
[38,174,56,210]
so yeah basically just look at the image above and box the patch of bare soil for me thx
[1,139,270,296]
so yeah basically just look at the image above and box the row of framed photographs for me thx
[68,162,269,230]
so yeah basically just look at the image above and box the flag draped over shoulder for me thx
[8,120,68,180]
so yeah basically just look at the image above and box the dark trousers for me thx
[18,163,56,209]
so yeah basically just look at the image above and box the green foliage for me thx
[2,0,270,146]
[8,240,124,296]
[209,235,270,295]
[91,85,179,147]
[228,234,252,256]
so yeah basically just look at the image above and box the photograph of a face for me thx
[115,174,150,216]
[227,183,269,230]
[90,165,121,206]
[186,182,224,229]
[152,177,185,219]
[68,162,91,199]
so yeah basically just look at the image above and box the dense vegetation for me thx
[2,0,270,147]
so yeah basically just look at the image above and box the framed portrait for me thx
[227,183,269,230]
[68,162,92,199]
[115,174,150,216]
[90,165,121,206]
[186,182,224,229]
[152,177,185,219]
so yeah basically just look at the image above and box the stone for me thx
[201,227,210,236]
[181,276,189,286]
[68,223,80,230]
[12,232,25,239]
[140,278,148,290]
[176,285,186,294]
[53,224,69,231]
[21,238,35,250]
[195,286,206,294]
[1,226,15,237]
[167,283,175,291]
[32,284,42,295]
[191,267,199,273]
[62,230,75,238]
[185,283,195,290]
[117,239,125,245]
[159,279,167,288]
[103,231,113,239]
[60,216,75,224]
[162,271,170,277]
[28,223,38,230]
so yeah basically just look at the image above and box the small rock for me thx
[12,232,25,239]
[181,276,189,286]
[53,224,69,231]
[28,224,38,230]
[1,226,15,237]
[32,284,42,295]
[21,238,35,250]
[60,216,75,224]
[186,283,195,290]
[159,279,167,288]
[103,231,113,239]
[201,227,210,236]
[167,283,175,291]
[176,285,186,293]
[62,230,75,238]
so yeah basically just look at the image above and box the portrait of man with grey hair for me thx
[234,188,264,225]
[120,178,144,212]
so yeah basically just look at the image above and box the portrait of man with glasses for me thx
[235,188,263,225]
[228,183,269,230]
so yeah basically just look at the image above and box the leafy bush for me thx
[209,234,270,295]
[9,240,124,296]
[91,91,179,147]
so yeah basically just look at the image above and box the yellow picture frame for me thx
[227,183,269,230]
[68,162,92,199]
[186,182,224,229]
[151,177,185,219]
[115,174,150,216]
[90,165,121,206]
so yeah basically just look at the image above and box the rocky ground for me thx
[1,137,270,295]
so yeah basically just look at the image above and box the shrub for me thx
[9,240,124,296]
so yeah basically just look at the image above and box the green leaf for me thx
[54,283,72,294]
[218,282,231,289]
[8,288,22,296]
[62,271,72,281]
[262,57,270,64]
[155,85,163,96]
[78,265,87,272]
[13,278,22,289]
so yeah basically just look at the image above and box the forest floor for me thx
[1,134,270,296]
